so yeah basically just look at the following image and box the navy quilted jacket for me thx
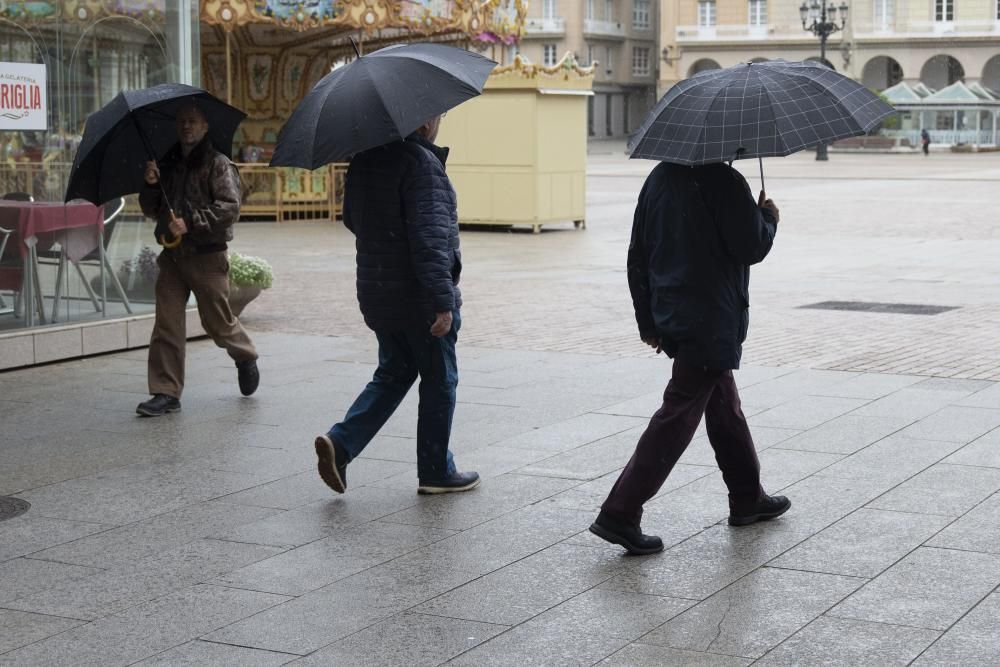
[343,134,462,331]
[628,162,776,370]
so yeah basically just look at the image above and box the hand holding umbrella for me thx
[142,160,184,248]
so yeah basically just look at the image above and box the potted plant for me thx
[228,252,273,316]
[91,245,159,303]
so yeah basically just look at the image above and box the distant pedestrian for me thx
[589,161,790,555]
[314,114,479,496]
[921,128,931,156]
[136,101,259,417]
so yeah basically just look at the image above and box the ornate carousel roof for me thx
[201,1,526,45]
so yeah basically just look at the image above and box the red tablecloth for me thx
[0,200,104,261]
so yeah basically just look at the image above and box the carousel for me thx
[0,1,526,219]
[199,0,527,220]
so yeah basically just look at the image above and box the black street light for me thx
[800,0,848,161]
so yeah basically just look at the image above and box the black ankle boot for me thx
[136,394,181,417]
[589,512,663,555]
[729,494,791,526]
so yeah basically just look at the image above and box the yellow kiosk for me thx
[438,52,595,233]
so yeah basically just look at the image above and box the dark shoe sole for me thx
[135,404,181,417]
[728,498,792,526]
[417,478,481,495]
[314,435,345,494]
[588,522,664,556]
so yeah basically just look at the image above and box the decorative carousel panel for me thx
[244,52,277,118]
[250,0,341,29]
[474,0,525,45]
[0,1,60,21]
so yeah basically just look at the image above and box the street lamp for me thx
[801,0,849,161]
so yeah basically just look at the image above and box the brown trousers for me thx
[601,359,764,525]
[148,250,257,398]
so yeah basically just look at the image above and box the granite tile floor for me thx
[4,149,1000,664]
[2,333,999,665]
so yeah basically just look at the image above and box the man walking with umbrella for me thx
[314,112,479,494]
[268,43,495,495]
[588,60,893,555]
[136,100,259,416]
[589,163,788,555]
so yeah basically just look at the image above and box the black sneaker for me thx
[417,471,480,495]
[589,512,664,556]
[237,359,259,396]
[136,394,181,417]
[729,494,791,527]
[314,434,348,493]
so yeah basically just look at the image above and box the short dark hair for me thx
[176,99,208,122]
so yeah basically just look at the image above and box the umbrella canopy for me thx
[628,60,894,165]
[270,43,496,169]
[65,83,246,206]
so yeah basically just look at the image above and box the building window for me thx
[543,44,558,66]
[588,96,595,136]
[996,0,999,20]
[605,46,615,76]
[633,0,651,29]
[586,0,594,19]
[698,1,717,27]
[935,0,953,21]
[874,0,893,29]
[542,0,556,19]
[748,0,767,26]
[587,44,595,66]
[605,0,614,21]
[632,47,650,77]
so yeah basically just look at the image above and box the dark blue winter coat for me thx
[628,162,777,370]
[343,134,462,331]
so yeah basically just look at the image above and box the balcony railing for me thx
[853,19,1000,38]
[584,18,626,39]
[676,24,782,41]
[524,17,566,37]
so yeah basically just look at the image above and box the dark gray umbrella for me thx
[65,83,245,207]
[270,43,496,169]
[628,60,894,186]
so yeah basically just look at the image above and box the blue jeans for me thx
[329,312,460,481]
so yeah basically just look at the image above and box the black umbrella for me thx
[271,43,496,168]
[65,83,246,208]
[628,60,894,189]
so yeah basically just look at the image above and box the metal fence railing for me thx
[0,161,347,223]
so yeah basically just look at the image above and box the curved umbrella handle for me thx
[158,233,181,249]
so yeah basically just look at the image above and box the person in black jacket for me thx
[314,114,479,495]
[589,161,790,555]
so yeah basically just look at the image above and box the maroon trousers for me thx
[601,359,764,525]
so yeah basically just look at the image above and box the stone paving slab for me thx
[3,339,1000,664]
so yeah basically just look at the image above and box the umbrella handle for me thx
[759,157,765,197]
[131,110,177,219]
[158,234,182,249]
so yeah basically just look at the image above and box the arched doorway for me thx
[688,59,721,77]
[983,55,1000,93]
[921,55,964,90]
[862,56,903,90]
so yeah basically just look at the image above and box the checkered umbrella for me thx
[628,60,894,170]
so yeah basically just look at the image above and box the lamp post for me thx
[800,0,848,160]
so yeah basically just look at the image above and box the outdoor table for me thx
[0,200,104,327]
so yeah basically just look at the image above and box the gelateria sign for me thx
[0,63,46,130]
